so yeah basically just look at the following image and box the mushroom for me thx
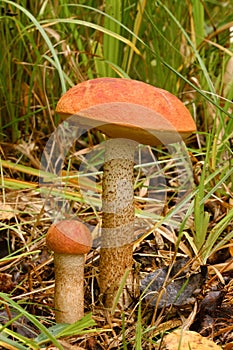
[46,220,92,323]
[55,78,196,308]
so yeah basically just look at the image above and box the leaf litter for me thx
[0,136,233,349]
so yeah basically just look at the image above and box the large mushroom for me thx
[55,78,196,308]
[46,220,92,323]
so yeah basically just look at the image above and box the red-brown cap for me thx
[56,78,196,145]
[46,220,92,255]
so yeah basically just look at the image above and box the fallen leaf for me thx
[162,329,222,350]
[0,202,14,220]
[229,239,233,257]
[0,272,16,292]
[42,344,85,350]
[141,258,206,308]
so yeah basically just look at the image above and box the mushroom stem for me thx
[54,253,84,323]
[99,138,137,308]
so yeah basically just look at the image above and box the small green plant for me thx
[0,293,103,349]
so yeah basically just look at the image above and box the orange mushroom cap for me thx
[46,220,92,255]
[56,78,196,146]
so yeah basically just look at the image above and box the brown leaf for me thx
[162,329,222,350]
[42,342,85,350]
[0,273,15,292]
[0,202,14,220]
[229,239,233,257]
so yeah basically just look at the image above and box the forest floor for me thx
[0,133,233,350]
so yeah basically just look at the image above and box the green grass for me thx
[0,294,102,349]
[0,0,232,348]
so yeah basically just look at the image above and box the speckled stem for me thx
[54,253,84,323]
[99,138,137,308]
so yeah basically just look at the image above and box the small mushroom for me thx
[55,78,196,308]
[46,220,92,323]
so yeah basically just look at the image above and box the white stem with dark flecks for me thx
[54,253,84,323]
[99,138,137,308]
